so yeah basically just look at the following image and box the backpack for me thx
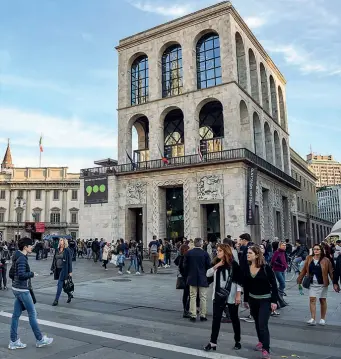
[150,242,158,254]
[9,256,18,280]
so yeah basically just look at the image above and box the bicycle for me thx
[285,256,301,282]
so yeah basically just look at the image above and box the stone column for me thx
[183,97,199,155]
[8,190,13,222]
[25,190,31,221]
[182,37,196,93]
[44,190,50,223]
[62,189,68,223]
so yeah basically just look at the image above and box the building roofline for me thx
[290,148,318,180]
[115,1,286,83]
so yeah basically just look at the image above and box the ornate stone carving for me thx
[274,188,281,208]
[197,175,222,200]
[126,181,147,205]
[152,179,190,238]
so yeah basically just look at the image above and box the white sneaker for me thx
[36,335,53,348]
[126,271,131,274]
[8,339,27,350]
[319,319,326,326]
[136,272,141,275]
[307,318,316,326]
[105,269,108,271]
[118,271,123,275]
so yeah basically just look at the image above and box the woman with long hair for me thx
[297,244,333,326]
[204,244,242,352]
[51,238,73,306]
[244,246,278,359]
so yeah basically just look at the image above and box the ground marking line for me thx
[0,311,245,359]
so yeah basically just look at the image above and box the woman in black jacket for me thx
[243,246,278,359]
[204,244,242,351]
[51,238,73,306]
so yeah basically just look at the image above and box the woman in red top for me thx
[271,241,288,296]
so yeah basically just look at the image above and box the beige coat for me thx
[102,245,110,261]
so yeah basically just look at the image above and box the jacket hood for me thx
[13,250,25,262]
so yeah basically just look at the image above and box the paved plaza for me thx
[0,257,341,359]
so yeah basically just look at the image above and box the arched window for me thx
[249,49,259,101]
[264,122,273,164]
[131,116,149,162]
[274,131,282,169]
[196,33,222,89]
[235,33,247,91]
[269,75,278,122]
[164,109,184,158]
[131,55,149,105]
[282,138,289,174]
[162,45,183,97]
[253,113,263,156]
[278,86,286,129]
[199,101,223,155]
[260,63,269,112]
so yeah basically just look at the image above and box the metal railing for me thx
[81,148,301,189]
[81,166,116,178]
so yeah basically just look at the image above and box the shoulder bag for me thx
[215,265,234,307]
[302,275,312,289]
[176,272,186,290]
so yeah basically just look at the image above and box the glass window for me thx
[131,55,149,105]
[162,45,183,98]
[18,190,24,198]
[53,190,59,200]
[50,212,60,224]
[72,190,78,200]
[36,190,41,200]
[33,211,40,222]
[71,212,78,224]
[0,212,4,222]
[196,33,222,89]
[0,190,5,200]
[164,109,184,159]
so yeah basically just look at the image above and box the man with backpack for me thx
[149,236,160,274]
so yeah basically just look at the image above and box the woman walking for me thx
[244,246,279,359]
[9,237,53,349]
[127,242,140,275]
[204,244,242,352]
[102,242,110,270]
[270,241,288,296]
[51,238,73,306]
[297,244,333,326]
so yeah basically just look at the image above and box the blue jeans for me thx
[128,258,137,271]
[10,290,43,342]
[275,271,286,292]
[55,272,64,301]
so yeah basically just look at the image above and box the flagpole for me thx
[39,149,42,168]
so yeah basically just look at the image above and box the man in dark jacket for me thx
[91,238,100,262]
[333,254,341,293]
[183,237,211,322]
[9,237,53,349]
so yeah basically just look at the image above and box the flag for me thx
[198,145,203,162]
[39,135,43,152]
[126,151,137,170]
[157,145,169,165]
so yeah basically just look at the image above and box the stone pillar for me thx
[148,111,162,161]
[149,46,161,102]
[8,190,13,222]
[44,190,50,223]
[183,97,199,155]
[182,37,196,93]
[62,189,68,223]
[25,190,31,221]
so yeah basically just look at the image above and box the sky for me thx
[0,0,340,172]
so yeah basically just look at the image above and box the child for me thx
[116,250,125,275]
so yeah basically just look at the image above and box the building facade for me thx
[291,149,333,245]
[79,2,302,244]
[0,143,80,241]
[307,153,341,188]
[317,186,341,225]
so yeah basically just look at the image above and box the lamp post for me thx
[14,196,26,242]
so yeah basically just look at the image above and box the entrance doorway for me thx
[201,203,221,242]
[126,208,143,243]
[166,187,184,241]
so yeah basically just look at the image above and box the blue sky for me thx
[0,0,340,172]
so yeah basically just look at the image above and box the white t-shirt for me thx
[312,259,319,284]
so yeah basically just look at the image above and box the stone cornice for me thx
[0,181,80,189]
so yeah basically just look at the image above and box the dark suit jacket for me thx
[183,248,211,287]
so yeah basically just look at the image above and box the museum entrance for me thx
[201,203,221,242]
[126,207,143,243]
[166,187,184,241]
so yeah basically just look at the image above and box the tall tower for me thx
[2,139,14,170]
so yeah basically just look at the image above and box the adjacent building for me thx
[307,153,341,188]
[0,142,80,241]
[79,2,304,244]
[317,185,341,225]
[291,149,333,245]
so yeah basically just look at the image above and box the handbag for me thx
[302,275,312,289]
[215,265,234,306]
[176,273,186,290]
[63,276,74,294]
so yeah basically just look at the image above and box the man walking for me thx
[149,236,160,274]
[184,237,211,322]
[92,238,100,263]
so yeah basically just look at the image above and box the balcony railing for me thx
[81,166,116,178]
[81,148,300,189]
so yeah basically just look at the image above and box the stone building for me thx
[317,185,341,226]
[0,142,80,241]
[79,1,302,244]
[291,149,333,245]
[307,153,341,188]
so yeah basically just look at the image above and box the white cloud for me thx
[129,0,194,17]
[0,107,117,150]
[244,16,267,29]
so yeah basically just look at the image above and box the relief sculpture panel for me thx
[126,181,147,204]
[197,175,223,200]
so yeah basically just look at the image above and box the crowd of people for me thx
[3,233,341,358]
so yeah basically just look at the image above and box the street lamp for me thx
[14,196,26,242]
